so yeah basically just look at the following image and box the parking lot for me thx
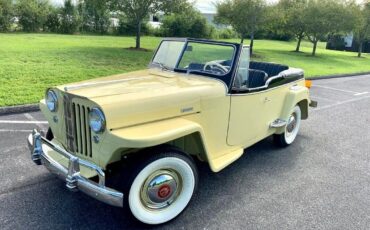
[0,75,370,230]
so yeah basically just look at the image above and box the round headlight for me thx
[89,108,106,133]
[46,90,58,112]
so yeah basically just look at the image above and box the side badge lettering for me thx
[181,107,194,113]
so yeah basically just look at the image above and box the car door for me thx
[227,47,286,147]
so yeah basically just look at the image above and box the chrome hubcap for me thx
[140,169,182,210]
[286,113,297,134]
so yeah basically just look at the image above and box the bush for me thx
[0,0,13,32]
[213,28,239,39]
[255,30,294,41]
[160,8,213,38]
[116,17,150,36]
[146,24,162,37]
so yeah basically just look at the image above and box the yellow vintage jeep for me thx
[28,38,315,225]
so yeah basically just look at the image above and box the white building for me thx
[196,2,217,25]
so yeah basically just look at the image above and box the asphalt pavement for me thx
[1,75,370,230]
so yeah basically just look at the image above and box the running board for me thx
[270,119,287,128]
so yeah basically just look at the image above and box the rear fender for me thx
[275,86,310,134]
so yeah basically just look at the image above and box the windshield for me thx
[152,41,186,69]
[152,40,236,76]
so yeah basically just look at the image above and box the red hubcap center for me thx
[158,184,171,198]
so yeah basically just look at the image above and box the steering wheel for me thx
[203,61,229,75]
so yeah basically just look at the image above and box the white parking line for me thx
[0,120,48,124]
[24,113,47,130]
[354,92,369,96]
[0,129,33,133]
[309,95,338,102]
[314,95,370,111]
[312,85,365,95]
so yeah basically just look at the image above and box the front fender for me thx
[109,117,243,173]
[110,118,208,150]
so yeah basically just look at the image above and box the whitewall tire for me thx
[274,106,301,147]
[127,150,198,225]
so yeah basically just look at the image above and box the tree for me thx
[278,0,308,52]
[353,2,370,57]
[112,0,189,49]
[261,3,293,41]
[45,7,61,33]
[15,0,51,32]
[215,0,266,55]
[79,0,110,34]
[0,0,13,32]
[304,0,354,56]
[161,7,212,38]
[60,0,80,34]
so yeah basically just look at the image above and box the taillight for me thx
[305,80,312,89]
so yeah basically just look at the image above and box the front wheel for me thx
[274,106,302,147]
[126,149,198,225]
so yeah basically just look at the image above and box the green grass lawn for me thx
[0,33,369,106]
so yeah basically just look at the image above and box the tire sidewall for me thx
[128,153,197,225]
[284,106,302,145]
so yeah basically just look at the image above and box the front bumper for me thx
[27,129,123,207]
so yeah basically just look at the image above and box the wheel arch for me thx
[165,131,209,162]
[280,86,310,121]
[110,118,211,163]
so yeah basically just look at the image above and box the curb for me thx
[307,72,370,80]
[0,104,40,116]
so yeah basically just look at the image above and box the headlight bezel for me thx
[46,89,58,112]
[89,107,106,133]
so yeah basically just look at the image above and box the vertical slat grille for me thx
[64,96,92,158]
[64,95,75,152]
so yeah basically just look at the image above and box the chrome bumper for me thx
[27,129,123,207]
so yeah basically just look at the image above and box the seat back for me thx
[248,69,268,88]
[250,61,288,78]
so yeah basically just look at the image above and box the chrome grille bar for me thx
[64,94,75,152]
[64,95,92,158]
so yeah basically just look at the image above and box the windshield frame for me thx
[149,38,242,89]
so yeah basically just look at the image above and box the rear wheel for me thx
[274,106,301,147]
[126,148,198,225]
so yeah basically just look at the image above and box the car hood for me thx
[58,69,227,129]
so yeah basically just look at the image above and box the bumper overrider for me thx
[27,129,123,207]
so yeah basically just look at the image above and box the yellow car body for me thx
[41,67,310,176]
[28,38,313,221]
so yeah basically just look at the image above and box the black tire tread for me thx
[273,133,289,147]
